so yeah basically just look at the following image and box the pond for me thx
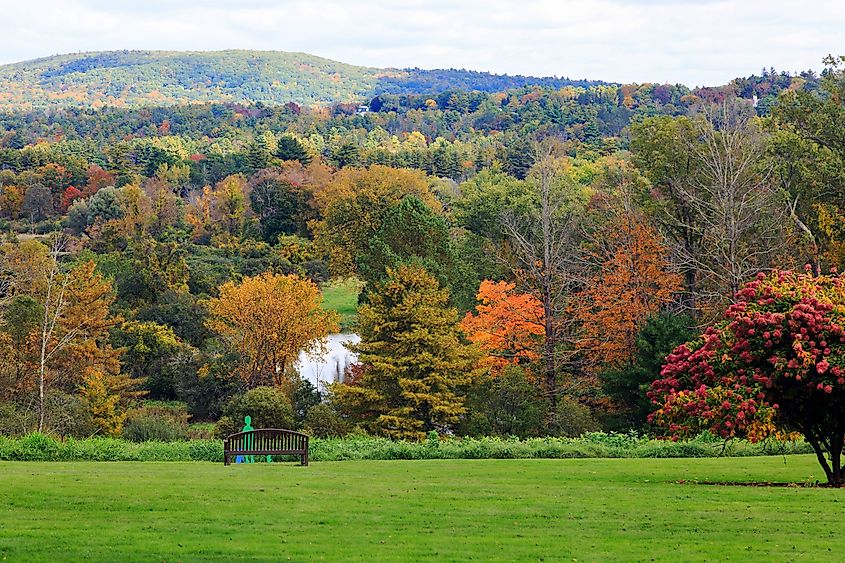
[295,333,360,391]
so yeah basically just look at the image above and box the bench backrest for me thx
[225,429,308,453]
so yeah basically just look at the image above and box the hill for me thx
[0,50,607,110]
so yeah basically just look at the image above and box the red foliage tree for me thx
[650,270,845,485]
[84,165,115,196]
[60,186,83,212]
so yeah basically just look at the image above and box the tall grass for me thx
[0,432,812,462]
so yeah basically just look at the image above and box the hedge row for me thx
[0,432,814,462]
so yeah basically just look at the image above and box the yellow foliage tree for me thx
[332,265,481,439]
[79,367,141,436]
[312,165,439,276]
[204,273,339,390]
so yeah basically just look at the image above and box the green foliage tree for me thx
[248,169,312,241]
[112,321,195,399]
[769,55,845,273]
[86,186,124,225]
[218,386,295,436]
[275,135,313,165]
[358,195,473,309]
[600,312,693,430]
[461,365,547,437]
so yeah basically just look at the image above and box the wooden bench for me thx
[223,429,309,466]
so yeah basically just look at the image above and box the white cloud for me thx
[0,0,840,85]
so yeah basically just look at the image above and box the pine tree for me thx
[333,265,481,439]
[275,135,312,165]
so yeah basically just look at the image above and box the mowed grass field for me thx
[0,456,842,561]
[320,278,363,332]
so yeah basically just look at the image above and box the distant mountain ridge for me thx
[0,49,609,110]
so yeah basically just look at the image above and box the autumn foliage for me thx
[576,218,681,370]
[460,280,545,374]
[332,265,480,439]
[649,270,845,484]
[204,273,339,390]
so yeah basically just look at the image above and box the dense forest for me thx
[0,50,841,443]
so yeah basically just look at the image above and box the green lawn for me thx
[0,456,842,561]
[321,278,363,332]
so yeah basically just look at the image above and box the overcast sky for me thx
[0,0,841,86]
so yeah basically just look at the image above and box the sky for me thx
[0,0,842,86]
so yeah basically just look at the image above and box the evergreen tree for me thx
[275,135,313,165]
[333,265,480,439]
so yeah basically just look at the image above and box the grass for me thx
[321,278,363,332]
[0,456,842,561]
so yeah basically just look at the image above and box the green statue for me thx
[241,415,255,464]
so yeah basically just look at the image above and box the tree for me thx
[503,136,536,180]
[461,365,547,437]
[275,135,313,165]
[186,175,249,243]
[502,145,587,406]
[460,280,545,375]
[112,321,193,399]
[631,102,789,315]
[204,273,339,390]
[332,265,481,439]
[314,165,439,276]
[601,312,693,430]
[211,174,249,239]
[22,184,53,222]
[60,186,83,213]
[330,140,360,168]
[247,169,312,241]
[86,186,125,225]
[357,195,472,308]
[576,215,681,370]
[19,239,133,432]
[650,270,845,485]
[79,367,141,436]
[769,55,845,274]
[218,386,295,436]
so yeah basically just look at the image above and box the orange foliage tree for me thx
[576,217,681,370]
[204,273,339,391]
[460,280,545,375]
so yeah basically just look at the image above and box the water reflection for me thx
[296,333,360,391]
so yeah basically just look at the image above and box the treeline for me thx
[0,56,841,443]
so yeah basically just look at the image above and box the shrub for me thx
[187,423,216,440]
[548,397,600,437]
[216,386,295,437]
[303,404,350,438]
[0,432,813,462]
[461,366,547,438]
[0,402,35,437]
[0,393,96,438]
[292,378,322,424]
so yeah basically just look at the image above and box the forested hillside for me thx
[0,47,839,445]
[0,50,606,110]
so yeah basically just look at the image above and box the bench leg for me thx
[301,451,309,466]
[224,453,230,466]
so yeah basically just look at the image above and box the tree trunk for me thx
[806,431,844,486]
[543,296,556,409]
